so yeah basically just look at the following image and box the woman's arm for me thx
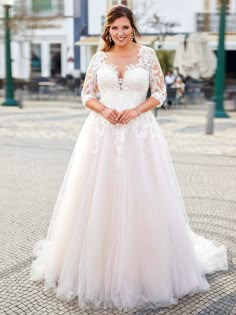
[81,53,119,124]
[84,97,106,114]
[85,98,119,125]
[136,49,167,113]
[135,96,162,115]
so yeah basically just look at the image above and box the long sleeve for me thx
[81,53,99,106]
[149,49,167,107]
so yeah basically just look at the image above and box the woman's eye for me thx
[110,26,129,30]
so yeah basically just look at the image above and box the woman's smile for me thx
[109,16,133,47]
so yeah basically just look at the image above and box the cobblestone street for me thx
[0,101,235,314]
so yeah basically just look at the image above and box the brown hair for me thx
[101,5,140,52]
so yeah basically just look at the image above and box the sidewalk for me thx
[0,101,235,314]
[0,98,236,156]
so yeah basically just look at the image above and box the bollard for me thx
[16,89,23,109]
[206,101,215,135]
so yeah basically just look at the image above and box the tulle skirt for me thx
[30,111,228,311]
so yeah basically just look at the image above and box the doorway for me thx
[226,50,236,80]
[50,43,61,77]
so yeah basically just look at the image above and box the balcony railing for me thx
[196,12,236,32]
[12,0,64,18]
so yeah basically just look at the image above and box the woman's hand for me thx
[116,108,140,124]
[101,107,119,125]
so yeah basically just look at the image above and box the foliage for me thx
[134,0,180,34]
[156,50,175,75]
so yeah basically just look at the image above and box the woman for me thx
[30,5,228,311]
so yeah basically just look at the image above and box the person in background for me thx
[165,70,176,106]
[165,70,175,87]
[173,75,185,104]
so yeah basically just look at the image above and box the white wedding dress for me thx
[30,45,228,311]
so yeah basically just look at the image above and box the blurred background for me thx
[0,0,235,107]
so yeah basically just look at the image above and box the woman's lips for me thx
[116,37,126,42]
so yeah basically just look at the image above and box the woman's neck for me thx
[111,42,138,53]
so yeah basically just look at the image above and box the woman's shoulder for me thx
[89,51,106,67]
[140,45,156,54]
[139,45,157,63]
[91,50,105,60]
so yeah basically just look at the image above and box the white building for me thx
[0,0,235,80]
[0,0,76,79]
[77,0,236,78]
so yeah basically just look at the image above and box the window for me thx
[31,0,64,16]
[50,44,61,77]
[31,44,41,77]
[32,0,52,14]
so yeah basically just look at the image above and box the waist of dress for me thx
[89,107,155,127]
[99,98,145,111]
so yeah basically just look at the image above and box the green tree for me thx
[156,50,175,75]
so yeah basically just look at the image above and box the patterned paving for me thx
[0,103,235,314]
[0,103,235,157]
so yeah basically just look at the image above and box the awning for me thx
[173,33,217,79]
[75,35,158,47]
[75,34,236,50]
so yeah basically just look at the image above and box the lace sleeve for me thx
[81,53,100,106]
[149,49,167,107]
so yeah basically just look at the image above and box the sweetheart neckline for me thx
[101,45,144,80]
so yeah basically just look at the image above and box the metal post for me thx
[2,4,17,106]
[213,0,229,118]
[206,101,215,134]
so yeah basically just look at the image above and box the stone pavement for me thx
[0,100,235,315]
[0,99,235,156]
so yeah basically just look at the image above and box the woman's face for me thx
[109,16,133,47]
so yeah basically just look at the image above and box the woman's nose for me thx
[117,29,124,35]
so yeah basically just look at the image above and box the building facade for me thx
[0,0,235,80]
[0,0,76,79]
[77,0,236,78]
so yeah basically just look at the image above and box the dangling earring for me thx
[130,32,135,41]
[108,34,112,43]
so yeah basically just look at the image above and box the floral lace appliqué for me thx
[80,46,167,168]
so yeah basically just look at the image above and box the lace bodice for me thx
[81,46,167,111]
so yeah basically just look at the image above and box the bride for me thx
[30,4,228,311]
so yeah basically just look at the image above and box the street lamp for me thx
[213,0,229,118]
[1,0,17,106]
